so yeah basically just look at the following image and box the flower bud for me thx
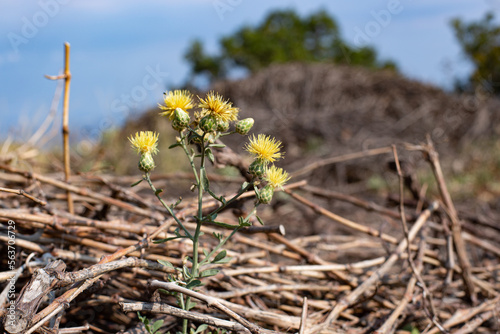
[200,115,217,133]
[249,159,265,177]
[138,152,155,173]
[172,108,190,131]
[235,118,254,135]
[258,185,274,204]
[216,120,230,132]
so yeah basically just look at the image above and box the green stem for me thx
[177,294,188,333]
[179,133,200,185]
[199,227,240,267]
[191,134,206,279]
[199,205,258,267]
[144,174,193,240]
[182,133,207,334]
[209,181,253,217]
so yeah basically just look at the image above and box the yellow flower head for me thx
[245,134,283,163]
[159,90,194,119]
[264,165,290,190]
[198,91,239,123]
[129,131,159,155]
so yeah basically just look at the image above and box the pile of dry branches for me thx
[1,136,499,334]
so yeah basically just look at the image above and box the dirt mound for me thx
[212,62,499,160]
[119,63,500,200]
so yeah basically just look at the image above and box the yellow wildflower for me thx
[129,131,159,155]
[264,165,290,190]
[245,134,283,163]
[198,91,239,123]
[159,90,194,119]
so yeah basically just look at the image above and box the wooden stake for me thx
[45,42,73,214]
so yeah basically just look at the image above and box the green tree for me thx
[451,12,500,94]
[184,9,396,86]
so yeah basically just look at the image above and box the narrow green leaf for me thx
[213,250,227,263]
[153,236,186,244]
[130,179,143,187]
[183,265,192,279]
[186,299,197,311]
[168,142,181,149]
[213,221,239,229]
[256,215,264,226]
[186,279,202,289]
[194,324,209,333]
[157,260,174,269]
[200,268,219,278]
[151,319,164,333]
[207,149,215,164]
[241,181,249,190]
[203,249,209,258]
[137,312,147,324]
[213,257,231,264]
[238,217,251,227]
[200,167,209,190]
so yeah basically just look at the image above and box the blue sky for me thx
[0,0,497,145]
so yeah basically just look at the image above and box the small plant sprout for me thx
[129,90,289,334]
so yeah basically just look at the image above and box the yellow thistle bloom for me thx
[245,134,283,163]
[198,91,239,123]
[159,90,194,119]
[264,165,290,190]
[129,131,159,155]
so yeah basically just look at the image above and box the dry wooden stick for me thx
[120,302,252,334]
[45,42,73,214]
[290,146,393,179]
[221,256,388,277]
[426,294,500,334]
[462,231,500,258]
[374,226,427,333]
[181,285,302,330]
[406,137,476,304]
[209,283,345,299]
[299,297,308,334]
[452,310,495,334]
[233,234,301,261]
[54,257,173,287]
[150,280,268,334]
[0,187,46,206]
[307,201,439,334]
[268,232,354,286]
[0,165,164,220]
[25,216,176,332]
[393,145,446,333]
[302,184,411,221]
[234,275,341,313]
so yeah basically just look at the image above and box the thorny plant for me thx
[129,90,290,334]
